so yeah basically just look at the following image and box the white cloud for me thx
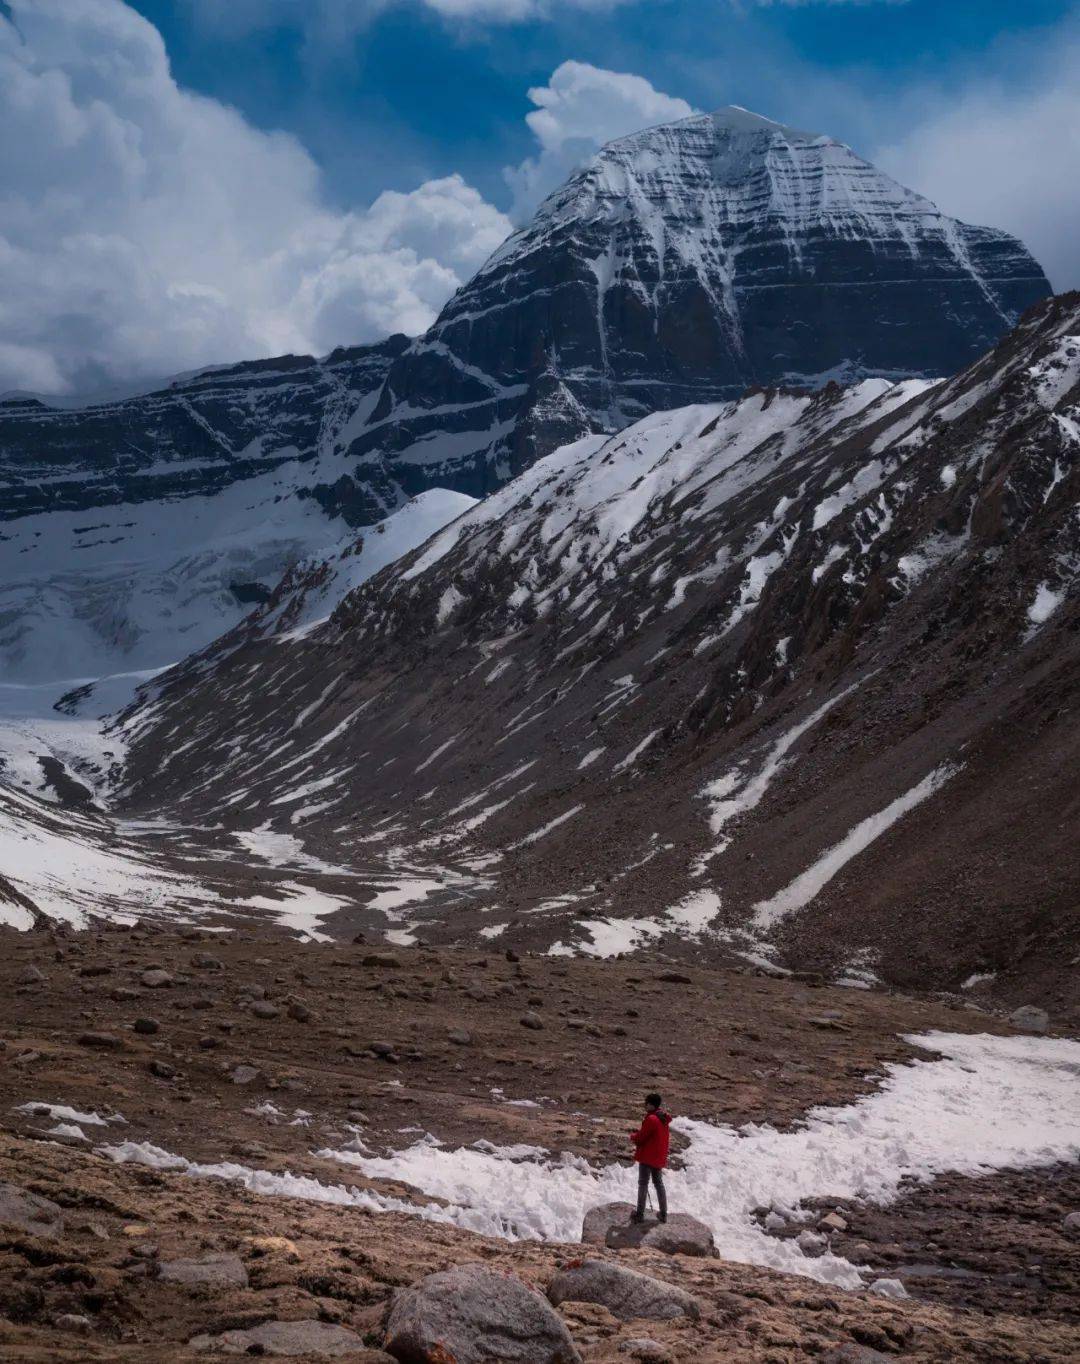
[506,61,697,219]
[876,31,1080,292]
[186,0,634,40]
[0,0,511,393]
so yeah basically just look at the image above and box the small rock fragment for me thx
[78,1032,122,1050]
[160,1253,249,1288]
[53,1314,93,1335]
[1009,1005,1050,1035]
[0,1183,64,1238]
[190,1319,366,1356]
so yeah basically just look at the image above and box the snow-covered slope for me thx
[0,107,1049,688]
[107,294,1080,1007]
[347,107,1049,492]
[0,338,414,682]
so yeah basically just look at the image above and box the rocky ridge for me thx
[101,293,1080,1016]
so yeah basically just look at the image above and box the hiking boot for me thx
[629,1212,645,1224]
[657,1214,667,1223]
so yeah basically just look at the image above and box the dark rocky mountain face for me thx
[0,338,422,680]
[0,337,408,525]
[0,107,1049,682]
[345,107,1051,498]
[109,294,1079,1019]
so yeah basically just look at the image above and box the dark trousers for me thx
[636,1163,667,1219]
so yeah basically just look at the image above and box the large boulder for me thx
[384,1263,581,1364]
[1009,1006,1050,1035]
[0,1182,64,1238]
[606,1213,716,1258]
[581,1202,636,1245]
[191,1320,373,1356]
[547,1259,701,1322]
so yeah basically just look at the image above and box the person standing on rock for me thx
[629,1092,670,1223]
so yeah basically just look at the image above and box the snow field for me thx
[96,1032,1080,1293]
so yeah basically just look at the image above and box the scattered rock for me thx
[247,1234,301,1262]
[16,964,45,985]
[53,1314,93,1334]
[822,1347,894,1364]
[819,1211,848,1233]
[1009,1005,1050,1035]
[370,1040,396,1057]
[229,1064,261,1085]
[133,1018,160,1035]
[385,1262,582,1364]
[1061,1211,1080,1236]
[363,953,400,969]
[548,1260,701,1321]
[448,1028,472,1046]
[78,1031,123,1050]
[618,1340,673,1363]
[251,1000,281,1019]
[111,987,141,1002]
[199,1036,220,1050]
[160,1252,249,1288]
[287,1000,311,1023]
[867,1277,908,1300]
[149,1060,176,1079]
[520,1011,544,1030]
[141,970,173,989]
[0,1182,64,1238]
[657,972,691,984]
[810,1016,852,1033]
[605,1212,716,1257]
[191,1320,366,1356]
[191,953,224,970]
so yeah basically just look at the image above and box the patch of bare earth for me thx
[1,922,1077,1361]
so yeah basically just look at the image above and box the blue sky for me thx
[1,0,1077,393]
[130,0,1076,212]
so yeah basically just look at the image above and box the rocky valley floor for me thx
[1,922,1078,1362]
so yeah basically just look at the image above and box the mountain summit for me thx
[0,107,1050,680]
[349,106,1050,493]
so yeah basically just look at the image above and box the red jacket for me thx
[630,1109,671,1168]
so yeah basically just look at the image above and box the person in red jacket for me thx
[629,1092,670,1223]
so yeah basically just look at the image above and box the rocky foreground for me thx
[1,922,1078,1362]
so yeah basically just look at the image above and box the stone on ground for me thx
[605,1212,716,1257]
[384,1262,582,1364]
[547,1260,701,1322]
[0,1182,64,1238]
[1009,1005,1050,1034]
[618,1339,674,1362]
[159,1252,249,1287]
[582,1202,637,1245]
[190,1320,370,1356]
